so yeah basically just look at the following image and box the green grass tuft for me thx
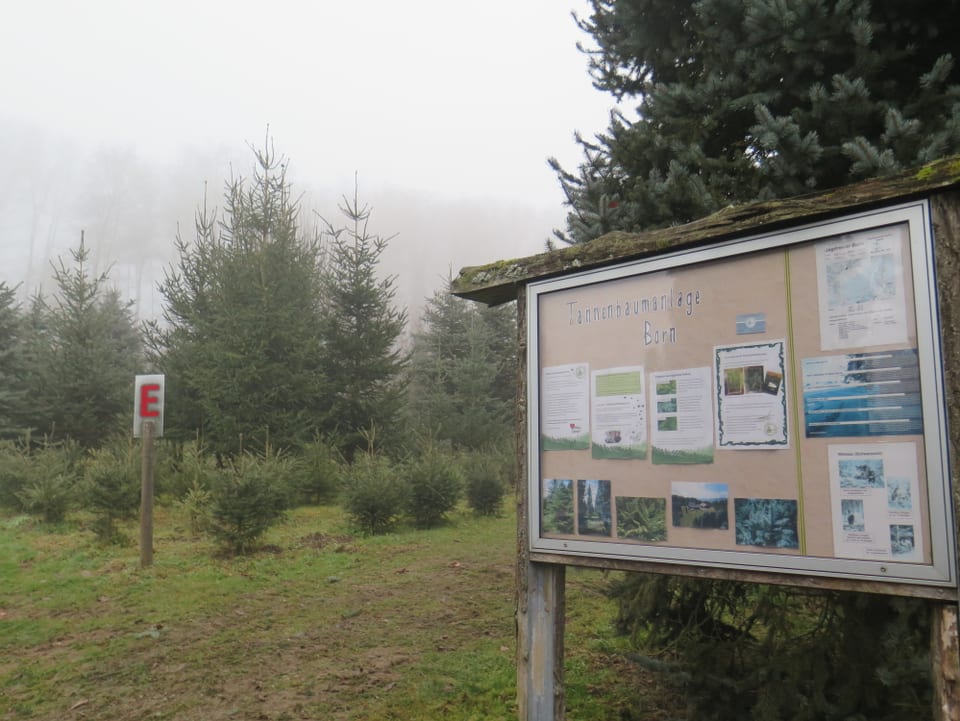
[0,503,680,720]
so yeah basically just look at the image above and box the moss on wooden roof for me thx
[452,155,960,306]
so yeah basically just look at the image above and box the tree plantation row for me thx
[0,141,517,464]
[0,434,513,553]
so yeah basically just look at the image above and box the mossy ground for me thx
[0,504,683,721]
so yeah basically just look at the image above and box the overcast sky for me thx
[0,1,614,317]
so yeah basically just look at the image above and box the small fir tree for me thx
[208,450,292,554]
[463,449,508,517]
[402,440,463,528]
[340,449,406,535]
[13,441,82,523]
[83,438,141,544]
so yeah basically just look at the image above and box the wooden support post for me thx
[933,603,960,721]
[515,291,567,721]
[139,420,155,568]
[518,561,565,721]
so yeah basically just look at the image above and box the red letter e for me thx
[140,384,160,418]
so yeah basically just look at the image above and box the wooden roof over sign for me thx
[450,155,960,307]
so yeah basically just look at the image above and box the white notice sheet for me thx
[541,363,591,451]
[650,367,714,464]
[590,366,647,459]
[828,442,923,562]
[815,224,910,351]
[714,340,789,449]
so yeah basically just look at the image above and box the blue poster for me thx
[802,349,922,438]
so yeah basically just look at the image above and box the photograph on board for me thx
[671,482,729,530]
[577,479,612,537]
[615,496,668,543]
[541,478,575,535]
[734,498,799,549]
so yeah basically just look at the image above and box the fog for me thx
[0,1,612,321]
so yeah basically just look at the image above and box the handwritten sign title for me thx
[565,287,703,345]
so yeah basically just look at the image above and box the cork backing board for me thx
[528,201,956,590]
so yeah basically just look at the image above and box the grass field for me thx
[0,503,682,720]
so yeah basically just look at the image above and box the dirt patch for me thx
[297,532,356,552]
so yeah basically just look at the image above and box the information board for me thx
[528,201,956,589]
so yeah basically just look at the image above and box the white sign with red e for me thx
[134,374,165,438]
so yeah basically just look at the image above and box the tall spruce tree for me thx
[0,282,25,438]
[552,0,960,244]
[318,183,407,460]
[19,235,142,446]
[408,277,516,450]
[146,141,327,456]
[16,293,53,438]
[548,2,957,717]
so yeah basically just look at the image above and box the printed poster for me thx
[802,349,922,438]
[591,366,647,459]
[540,363,590,450]
[714,340,789,448]
[649,366,714,464]
[816,225,909,350]
[828,443,923,562]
